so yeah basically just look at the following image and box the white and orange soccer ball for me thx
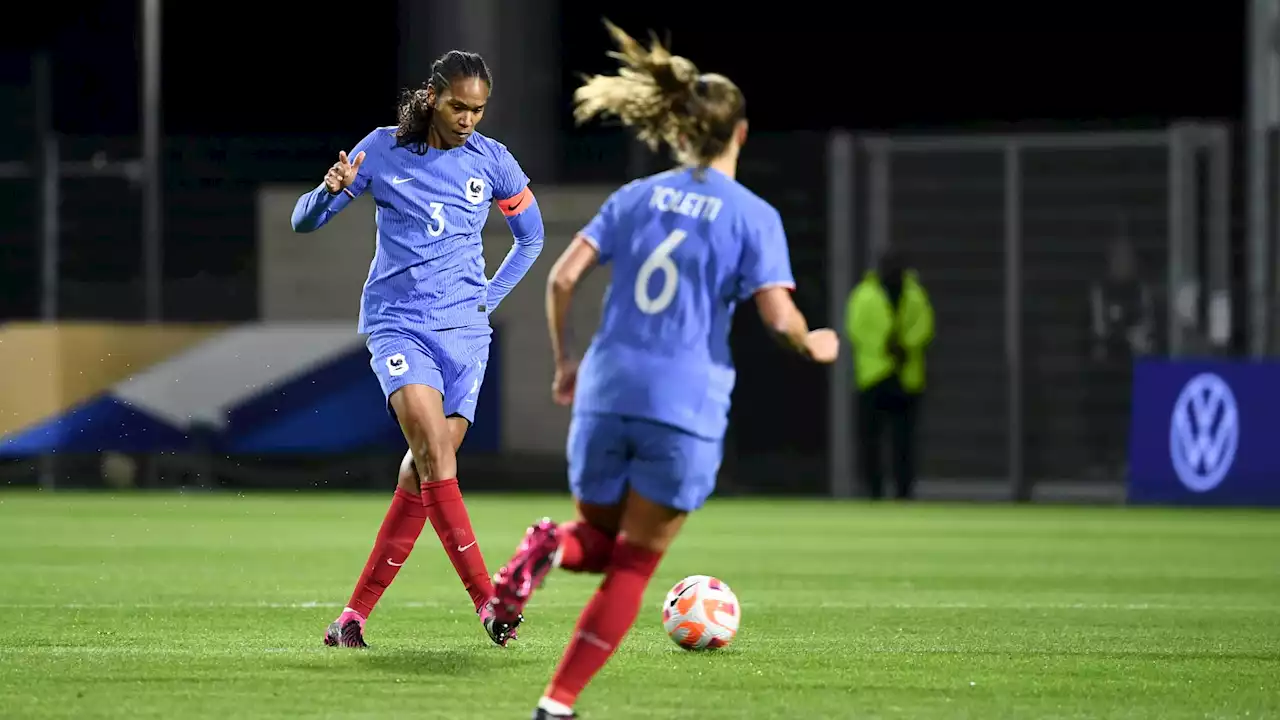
[661,574,741,650]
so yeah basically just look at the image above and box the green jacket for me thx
[845,270,934,392]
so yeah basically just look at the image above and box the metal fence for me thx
[826,125,1233,501]
[0,122,1240,500]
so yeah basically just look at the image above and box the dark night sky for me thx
[13,2,1248,139]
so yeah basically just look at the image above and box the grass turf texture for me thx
[0,492,1277,719]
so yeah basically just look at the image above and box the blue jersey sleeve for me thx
[484,142,543,313]
[290,128,382,233]
[579,190,623,264]
[344,129,382,197]
[737,207,797,299]
[491,143,531,201]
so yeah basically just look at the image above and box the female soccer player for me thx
[487,22,839,719]
[290,50,544,649]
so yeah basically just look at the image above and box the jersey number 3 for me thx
[634,230,689,315]
[426,202,446,237]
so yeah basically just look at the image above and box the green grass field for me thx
[0,492,1277,719]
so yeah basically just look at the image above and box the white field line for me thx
[0,600,1275,612]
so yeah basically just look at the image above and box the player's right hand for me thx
[804,328,839,364]
[552,359,580,406]
[324,150,365,195]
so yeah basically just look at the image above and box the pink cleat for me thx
[323,608,368,648]
[490,518,561,628]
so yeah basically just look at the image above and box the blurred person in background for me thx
[846,248,934,500]
[1083,235,1155,481]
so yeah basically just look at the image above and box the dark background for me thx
[10,4,1245,138]
[0,3,1253,493]
[1,6,1248,315]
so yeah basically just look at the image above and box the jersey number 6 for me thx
[634,229,688,315]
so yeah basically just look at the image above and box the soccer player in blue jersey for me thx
[486,23,839,719]
[290,50,544,649]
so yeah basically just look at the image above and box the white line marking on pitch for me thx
[0,600,1274,612]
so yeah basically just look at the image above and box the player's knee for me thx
[411,436,456,482]
[608,534,665,577]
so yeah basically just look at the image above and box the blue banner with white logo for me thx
[0,323,503,457]
[1128,359,1280,506]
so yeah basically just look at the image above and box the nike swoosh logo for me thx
[392,176,413,184]
[669,582,697,608]
[457,541,477,552]
[503,195,526,213]
[386,559,404,567]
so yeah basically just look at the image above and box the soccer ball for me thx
[661,574,740,650]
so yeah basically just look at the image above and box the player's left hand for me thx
[552,359,579,406]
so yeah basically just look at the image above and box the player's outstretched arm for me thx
[291,151,365,233]
[545,234,599,405]
[754,287,838,364]
[292,129,380,233]
[485,186,545,312]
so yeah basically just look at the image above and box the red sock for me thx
[421,478,493,611]
[345,487,427,618]
[545,540,663,708]
[556,521,616,574]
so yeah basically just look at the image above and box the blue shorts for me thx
[366,325,492,425]
[567,412,724,513]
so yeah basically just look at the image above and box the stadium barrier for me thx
[1128,359,1280,507]
[0,321,500,458]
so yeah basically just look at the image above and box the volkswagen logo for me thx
[1169,372,1239,492]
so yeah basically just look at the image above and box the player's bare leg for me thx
[390,384,516,646]
[575,501,623,537]
[528,491,684,718]
[430,416,522,645]
[324,416,472,648]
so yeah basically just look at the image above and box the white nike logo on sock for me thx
[457,541,477,552]
[578,631,613,651]
[386,558,405,567]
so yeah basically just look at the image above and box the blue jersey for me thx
[574,167,796,440]
[291,127,539,333]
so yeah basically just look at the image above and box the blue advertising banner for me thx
[0,323,503,457]
[1128,359,1280,507]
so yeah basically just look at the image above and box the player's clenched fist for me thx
[324,150,365,196]
[551,359,579,406]
[804,328,840,364]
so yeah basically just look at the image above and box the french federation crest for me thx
[386,353,408,378]
[465,177,486,205]
[1169,372,1239,492]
